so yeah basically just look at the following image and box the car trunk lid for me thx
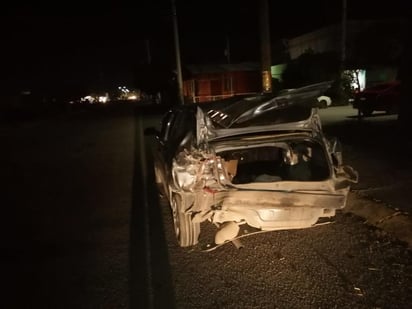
[196,81,331,143]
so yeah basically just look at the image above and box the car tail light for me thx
[172,151,230,191]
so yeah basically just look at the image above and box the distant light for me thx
[127,95,137,100]
[81,95,95,103]
[98,96,108,103]
[345,69,366,91]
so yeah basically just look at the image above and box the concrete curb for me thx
[344,192,412,250]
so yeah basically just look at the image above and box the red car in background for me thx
[352,80,401,117]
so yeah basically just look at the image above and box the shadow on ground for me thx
[129,108,176,309]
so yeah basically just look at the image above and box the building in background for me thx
[281,19,406,89]
[182,63,261,103]
[180,19,406,104]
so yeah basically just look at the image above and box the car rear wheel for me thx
[385,105,398,115]
[171,193,200,247]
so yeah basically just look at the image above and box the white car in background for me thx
[317,95,332,108]
[280,88,332,109]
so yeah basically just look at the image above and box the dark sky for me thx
[1,0,408,96]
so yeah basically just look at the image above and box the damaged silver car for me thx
[146,82,358,250]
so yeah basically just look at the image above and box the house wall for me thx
[231,71,261,94]
[184,70,261,103]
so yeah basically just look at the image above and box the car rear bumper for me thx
[191,188,348,230]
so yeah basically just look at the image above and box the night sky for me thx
[1,0,408,98]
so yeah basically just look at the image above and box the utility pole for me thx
[260,0,272,93]
[225,36,231,64]
[225,35,234,95]
[171,0,184,105]
[145,39,151,65]
[341,0,347,67]
[340,0,347,103]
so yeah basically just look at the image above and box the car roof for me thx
[197,81,331,129]
[192,81,331,142]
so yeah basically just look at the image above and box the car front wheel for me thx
[359,107,373,117]
[319,100,328,108]
[171,193,200,247]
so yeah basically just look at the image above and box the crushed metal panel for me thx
[198,106,324,142]
[215,190,347,210]
[213,206,327,230]
[190,187,348,225]
[198,81,331,128]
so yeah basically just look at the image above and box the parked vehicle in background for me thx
[279,88,332,109]
[351,80,401,118]
[317,95,332,108]
[145,82,358,250]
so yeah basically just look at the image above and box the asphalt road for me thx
[1,104,411,309]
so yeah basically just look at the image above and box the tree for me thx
[282,50,340,86]
[350,21,404,67]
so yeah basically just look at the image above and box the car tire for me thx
[360,108,373,117]
[171,193,200,247]
[386,105,398,115]
[319,100,327,109]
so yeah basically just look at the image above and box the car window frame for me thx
[159,110,175,144]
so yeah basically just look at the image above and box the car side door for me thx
[152,110,177,195]
[154,107,197,192]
